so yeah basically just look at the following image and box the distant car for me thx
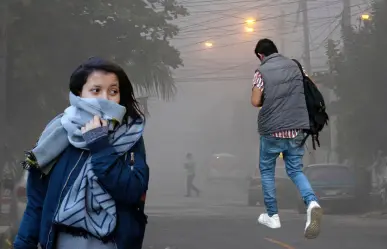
[297,164,357,213]
[247,156,298,208]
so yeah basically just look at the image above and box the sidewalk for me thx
[360,210,387,219]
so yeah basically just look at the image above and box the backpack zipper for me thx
[46,151,85,249]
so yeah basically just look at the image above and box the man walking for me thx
[184,153,200,197]
[251,38,322,239]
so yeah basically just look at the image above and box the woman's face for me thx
[80,71,120,104]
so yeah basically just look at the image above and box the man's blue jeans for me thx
[259,133,318,216]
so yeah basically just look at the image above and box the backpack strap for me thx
[301,133,319,150]
[292,59,306,78]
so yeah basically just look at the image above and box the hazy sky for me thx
[172,0,371,77]
[144,0,371,195]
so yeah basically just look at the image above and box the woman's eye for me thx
[110,90,119,95]
[91,88,99,93]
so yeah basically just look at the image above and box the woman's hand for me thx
[81,115,108,134]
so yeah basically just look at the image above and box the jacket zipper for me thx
[105,134,143,174]
[130,152,135,171]
[45,151,85,249]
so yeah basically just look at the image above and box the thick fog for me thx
[1,0,387,248]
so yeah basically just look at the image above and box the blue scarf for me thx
[24,92,145,239]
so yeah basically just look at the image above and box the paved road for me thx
[143,201,387,249]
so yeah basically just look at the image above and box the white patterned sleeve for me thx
[252,71,264,91]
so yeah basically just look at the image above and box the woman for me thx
[14,57,149,249]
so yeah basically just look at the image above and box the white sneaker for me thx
[257,213,281,229]
[304,201,323,239]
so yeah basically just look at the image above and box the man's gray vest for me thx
[257,53,310,135]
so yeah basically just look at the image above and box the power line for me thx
[181,0,271,8]
[178,0,342,34]
[177,0,302,31]
[177,2,259,30]
[172,2,372,83]
[174,15,335,44]
[179,0,339,5]
[183,0,339,14]
[309,6,372,52]
[179,0,264,4]
[174,7,371,79]
[309,13,341,47]
[180,18,342,54]
[176,2,369,52]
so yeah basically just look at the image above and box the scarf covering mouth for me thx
[22,92,127,174]
[22,92,145,238]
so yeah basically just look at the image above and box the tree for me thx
[326,0,387,166]
[5,0,188,155]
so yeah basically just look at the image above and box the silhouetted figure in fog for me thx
[251,39,322,239]
[14,58,149,249]
[184,153,200,197]
[370,150,387,190]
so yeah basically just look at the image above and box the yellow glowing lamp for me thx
[245,27,254,33]
[361,14,370,20]
[204,42,213,48]
[245,18,256,25]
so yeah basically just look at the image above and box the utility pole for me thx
[342,0,351,55]
[301,0,311,74]
[300,0,315,164]
[342,0,351,30]
[0,1,8,177]
[0,2,7,94]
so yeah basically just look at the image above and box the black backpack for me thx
[292,59,329,149]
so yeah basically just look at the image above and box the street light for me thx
[245,18,256,25]
[361,14,370,20]
[245,27,254,33]
[204,42,213,48]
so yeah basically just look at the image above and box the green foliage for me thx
[326,0,387,165]
[6,0,188,152]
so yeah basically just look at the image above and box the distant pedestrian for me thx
[184,153,200,197]
[251,38,322,239]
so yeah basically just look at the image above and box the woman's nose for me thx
[100,91,109,100]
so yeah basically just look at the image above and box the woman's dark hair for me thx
[69,57,144,121]
[254,38,278,57]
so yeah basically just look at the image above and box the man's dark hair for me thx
[254,38,278,57]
